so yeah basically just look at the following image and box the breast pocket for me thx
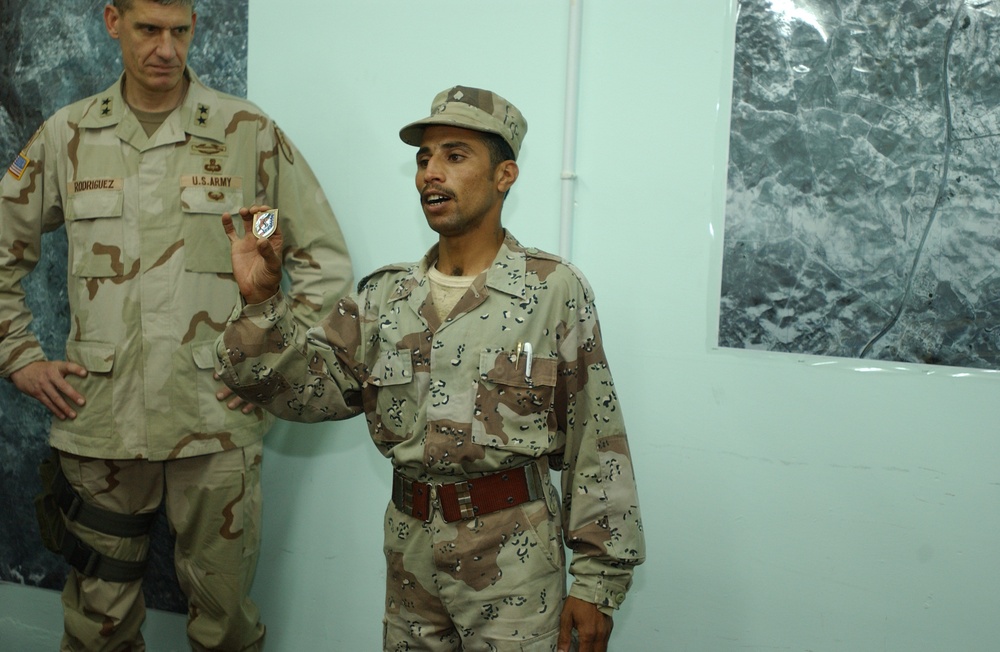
[368,349,417,446]
[472,350,557,456]
[66,188,125,278]
[180,183,241,274]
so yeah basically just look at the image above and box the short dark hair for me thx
[480,132,516,169]
[113,0,195,13]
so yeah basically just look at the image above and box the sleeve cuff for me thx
[241,290,284,317]
[568,577,631,612]
[0,346,47,379]
[216,291,289,379]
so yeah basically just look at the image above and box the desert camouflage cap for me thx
[399,86,527,160]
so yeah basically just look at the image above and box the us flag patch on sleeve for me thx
[7,152,29,180]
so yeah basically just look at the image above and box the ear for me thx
[104,4,120,39]
[190,12,197,38]
[495,160,519,194]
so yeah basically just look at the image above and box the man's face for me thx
[105,1,196,99]
[415,125,514,238]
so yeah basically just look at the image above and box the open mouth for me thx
[423,193,452,206]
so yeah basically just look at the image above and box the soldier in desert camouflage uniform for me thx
[0,1,352,650]
[216,86,644,652]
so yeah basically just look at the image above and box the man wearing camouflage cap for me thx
[0,0,352,649]
[217,85,644,651]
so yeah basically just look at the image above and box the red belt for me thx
[392,464,544,523]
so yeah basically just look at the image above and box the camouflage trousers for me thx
[57,442,266,652]
[382,485,566,652]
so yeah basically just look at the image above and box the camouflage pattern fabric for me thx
[0,68,353,461]
[58,442,265,651]
[218,233,645,646]
[383,480,565,651]
[383,458,566,652]
[0,68,351,649]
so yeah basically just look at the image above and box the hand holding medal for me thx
[221,205,284,304]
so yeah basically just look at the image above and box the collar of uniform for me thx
[76,68,225,143]
[179,68,226,143]
[483,231,529,300]
[78,74,128,129]
[394,231,528,304]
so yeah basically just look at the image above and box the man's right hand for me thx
[10,360,88,420]
[221,204,285,305]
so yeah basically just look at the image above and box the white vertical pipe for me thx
[559,0,584,260]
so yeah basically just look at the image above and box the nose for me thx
[154,30,178,60]
[421,154,444,184]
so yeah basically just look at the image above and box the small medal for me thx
[252,210,277,239]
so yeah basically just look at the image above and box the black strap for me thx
[53,467,157,538]
[60,530,148,583]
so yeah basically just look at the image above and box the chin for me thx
[143,68,184,84]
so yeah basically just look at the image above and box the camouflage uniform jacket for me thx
[217,232,644,611]
[0,69,352,461]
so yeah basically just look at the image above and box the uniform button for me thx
[615,592,626,605]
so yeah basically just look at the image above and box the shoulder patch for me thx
[273,125,296,165]
[6,124,45,180]
[358,263,411,294]
[6,152,30,181]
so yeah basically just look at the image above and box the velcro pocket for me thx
[180,183,240,273]
[66,185,125,278]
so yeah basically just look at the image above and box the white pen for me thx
[522,342,533,379]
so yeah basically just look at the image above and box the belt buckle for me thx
[430,484,442,519]
[523,462,544,502]
[396,475,412,511]
[454,480,475,520]
[394,473,428,521]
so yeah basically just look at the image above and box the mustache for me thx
[421,184,454,199]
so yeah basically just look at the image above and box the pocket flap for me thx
[67,188,124,221]
[479,350,556,388]
[191,341,219,370]
[368,349,413,387]
[181,184,240,215]
[66,341,115,373]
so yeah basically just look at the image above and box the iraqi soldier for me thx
[0,1,352,649]
[216,86,644,652]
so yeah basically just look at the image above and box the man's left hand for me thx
[558,596,613,652]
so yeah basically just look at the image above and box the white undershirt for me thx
[426,264,476,321]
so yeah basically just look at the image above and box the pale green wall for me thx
[5,1,1000,650]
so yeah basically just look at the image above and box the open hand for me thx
[221,204,284,304]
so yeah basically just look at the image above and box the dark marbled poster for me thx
[0,0,247,614]
[719,0,1000,369]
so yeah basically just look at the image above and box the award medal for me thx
[252,210,277,239]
